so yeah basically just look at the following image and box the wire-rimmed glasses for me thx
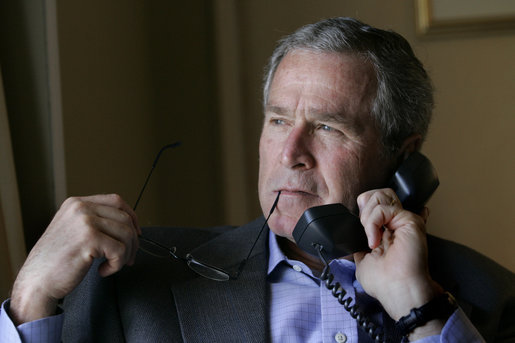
[134,143,280,281]
[137,235,235,281]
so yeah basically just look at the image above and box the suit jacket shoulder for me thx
[427,234,515,342]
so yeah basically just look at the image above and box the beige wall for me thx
[55,1,514,272]
[57,1,224,228]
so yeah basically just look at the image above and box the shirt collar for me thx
[267,230,287,275]
[267,230,358,278]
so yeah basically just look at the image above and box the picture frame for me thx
[415,0,515,35]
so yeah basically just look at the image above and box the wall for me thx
[233,0,515,271]
[56,1,223,228]
[0,0,57,250]
[0,67,26,300]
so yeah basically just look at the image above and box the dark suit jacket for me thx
[62,217,515,342]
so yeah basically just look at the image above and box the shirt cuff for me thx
[440,308,485,343]
[0,299,64,343]
[413,307,485,343]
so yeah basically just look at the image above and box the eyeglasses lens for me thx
[186,254,230,281]
[139,237,172,258]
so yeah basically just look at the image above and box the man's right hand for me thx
[10,194,140,325]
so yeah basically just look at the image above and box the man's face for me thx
[258,50,394,240]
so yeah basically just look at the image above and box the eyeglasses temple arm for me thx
[234,191,281,278]
[133,142,181,211]
[139,235,180,259]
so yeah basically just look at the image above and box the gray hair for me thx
[263,17,434,153]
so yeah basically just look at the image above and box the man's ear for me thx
[398,134,422,161]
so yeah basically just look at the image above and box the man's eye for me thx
[320,124,334,131]
[272,119,285,125]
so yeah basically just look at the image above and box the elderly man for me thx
[1,17,513,342]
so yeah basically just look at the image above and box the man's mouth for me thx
[280,189,311,195]
[276,188,318,198]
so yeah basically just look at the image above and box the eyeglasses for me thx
[134,143,280,281]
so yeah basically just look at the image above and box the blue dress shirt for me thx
[0,299,63,343]
[267,231,484,343]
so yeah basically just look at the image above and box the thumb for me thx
[353,251,366,266]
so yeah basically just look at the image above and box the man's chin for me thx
[267,214,299,242]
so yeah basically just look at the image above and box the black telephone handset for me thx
[292,152,439,260]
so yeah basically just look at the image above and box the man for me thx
[1,17,513,342]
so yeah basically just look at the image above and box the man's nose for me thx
[281,126,315,169]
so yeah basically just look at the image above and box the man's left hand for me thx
[353,188,444,332]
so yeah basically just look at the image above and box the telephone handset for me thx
[292,151,439,260]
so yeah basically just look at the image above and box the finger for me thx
[381,227,394,250]
[357,189,401,248]
[358,188,400,218]
[60,195,140,237]
[78,218,135,276]
[89,203,140,265]
[91,202,135,226]
[364,204,400,230]
[95,235,129,277]
[356,189,375,211]
[76,194,141,234]
[61,196,140,265]
[357,191,380,248]
[91,216,138,266]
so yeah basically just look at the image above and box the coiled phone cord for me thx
[315,244,388,343]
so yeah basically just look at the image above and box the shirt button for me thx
[335,332,347,343]
[292,265,302,272]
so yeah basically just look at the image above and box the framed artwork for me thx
[416,0,515,35]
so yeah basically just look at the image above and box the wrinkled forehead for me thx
[267,49,377,117]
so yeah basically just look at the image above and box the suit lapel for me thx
[171,218,269,343]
